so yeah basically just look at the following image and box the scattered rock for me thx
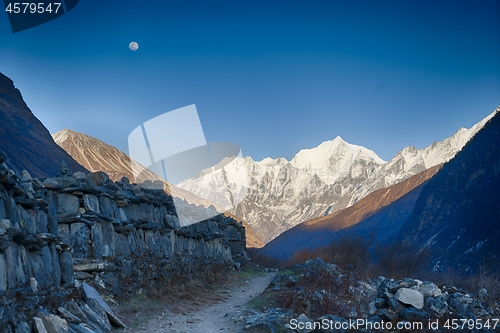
[32,317,48,333]
[37,312,69,333]
[399,308,431,322]
[374,297,386,308]
[387,278,418,293]
[387,298,406,313]
[419,281,442,297]
[478,288,488,301]
[14,322,30,333]
[296,313,315,333]
[377,308,398,321]
[271,274,297,289]
[82,282,127,329]
[425,296,448,317]
[241,259,500,333]
[57,307,82,324]
[448,294,467,315]
[65,300,88,323]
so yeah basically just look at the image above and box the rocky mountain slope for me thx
[53,129,169,186]
[0,72,86,177]
[179,111,495,243]
[179,137,385,243]
[261,165,442,259]
[53,129,265,248]
[398,106,500,273]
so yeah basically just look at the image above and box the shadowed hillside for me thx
[0,72,86,177]
[262,165,442,259]
[398,107,500,273]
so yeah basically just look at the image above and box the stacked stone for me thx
[0,156,248,331]
[0,161,74,295]
[54,172,243,264]
[366,276,497,326]
[235,259,500,333]
[51,171,247,288]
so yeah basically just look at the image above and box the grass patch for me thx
[114,293,165,329]
[232,268,267,279]
[276,269,296,277]
[246,289,280,312]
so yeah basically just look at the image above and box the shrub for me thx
[371,240,431,279]
[247,247,283,269]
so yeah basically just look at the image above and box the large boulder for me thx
[395,288,424,309]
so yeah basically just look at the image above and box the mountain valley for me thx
[179,111,495,243]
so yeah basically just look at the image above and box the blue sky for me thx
[0,0,499,162]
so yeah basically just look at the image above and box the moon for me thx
[129,42,139,51]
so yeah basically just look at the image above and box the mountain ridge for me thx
[179,109,496,243]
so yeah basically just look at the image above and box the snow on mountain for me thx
[178,136,386,243]
[349,110,497,205]
[178,109,497,244]
[290,136,386,185]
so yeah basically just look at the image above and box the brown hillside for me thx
[53,129,264,248]
[304,164,443,232]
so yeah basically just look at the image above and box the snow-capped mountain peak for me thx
[178,107,498,243]
[290,136,385,185]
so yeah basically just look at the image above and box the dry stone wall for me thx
[0,158,248,331]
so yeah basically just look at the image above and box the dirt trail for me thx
[130,272,275,333]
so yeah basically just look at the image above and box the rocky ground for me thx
[228,259,500,333]
[12,259,500,332]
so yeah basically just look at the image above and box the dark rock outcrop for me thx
[0,72,87,178]
[398,106,500,273]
